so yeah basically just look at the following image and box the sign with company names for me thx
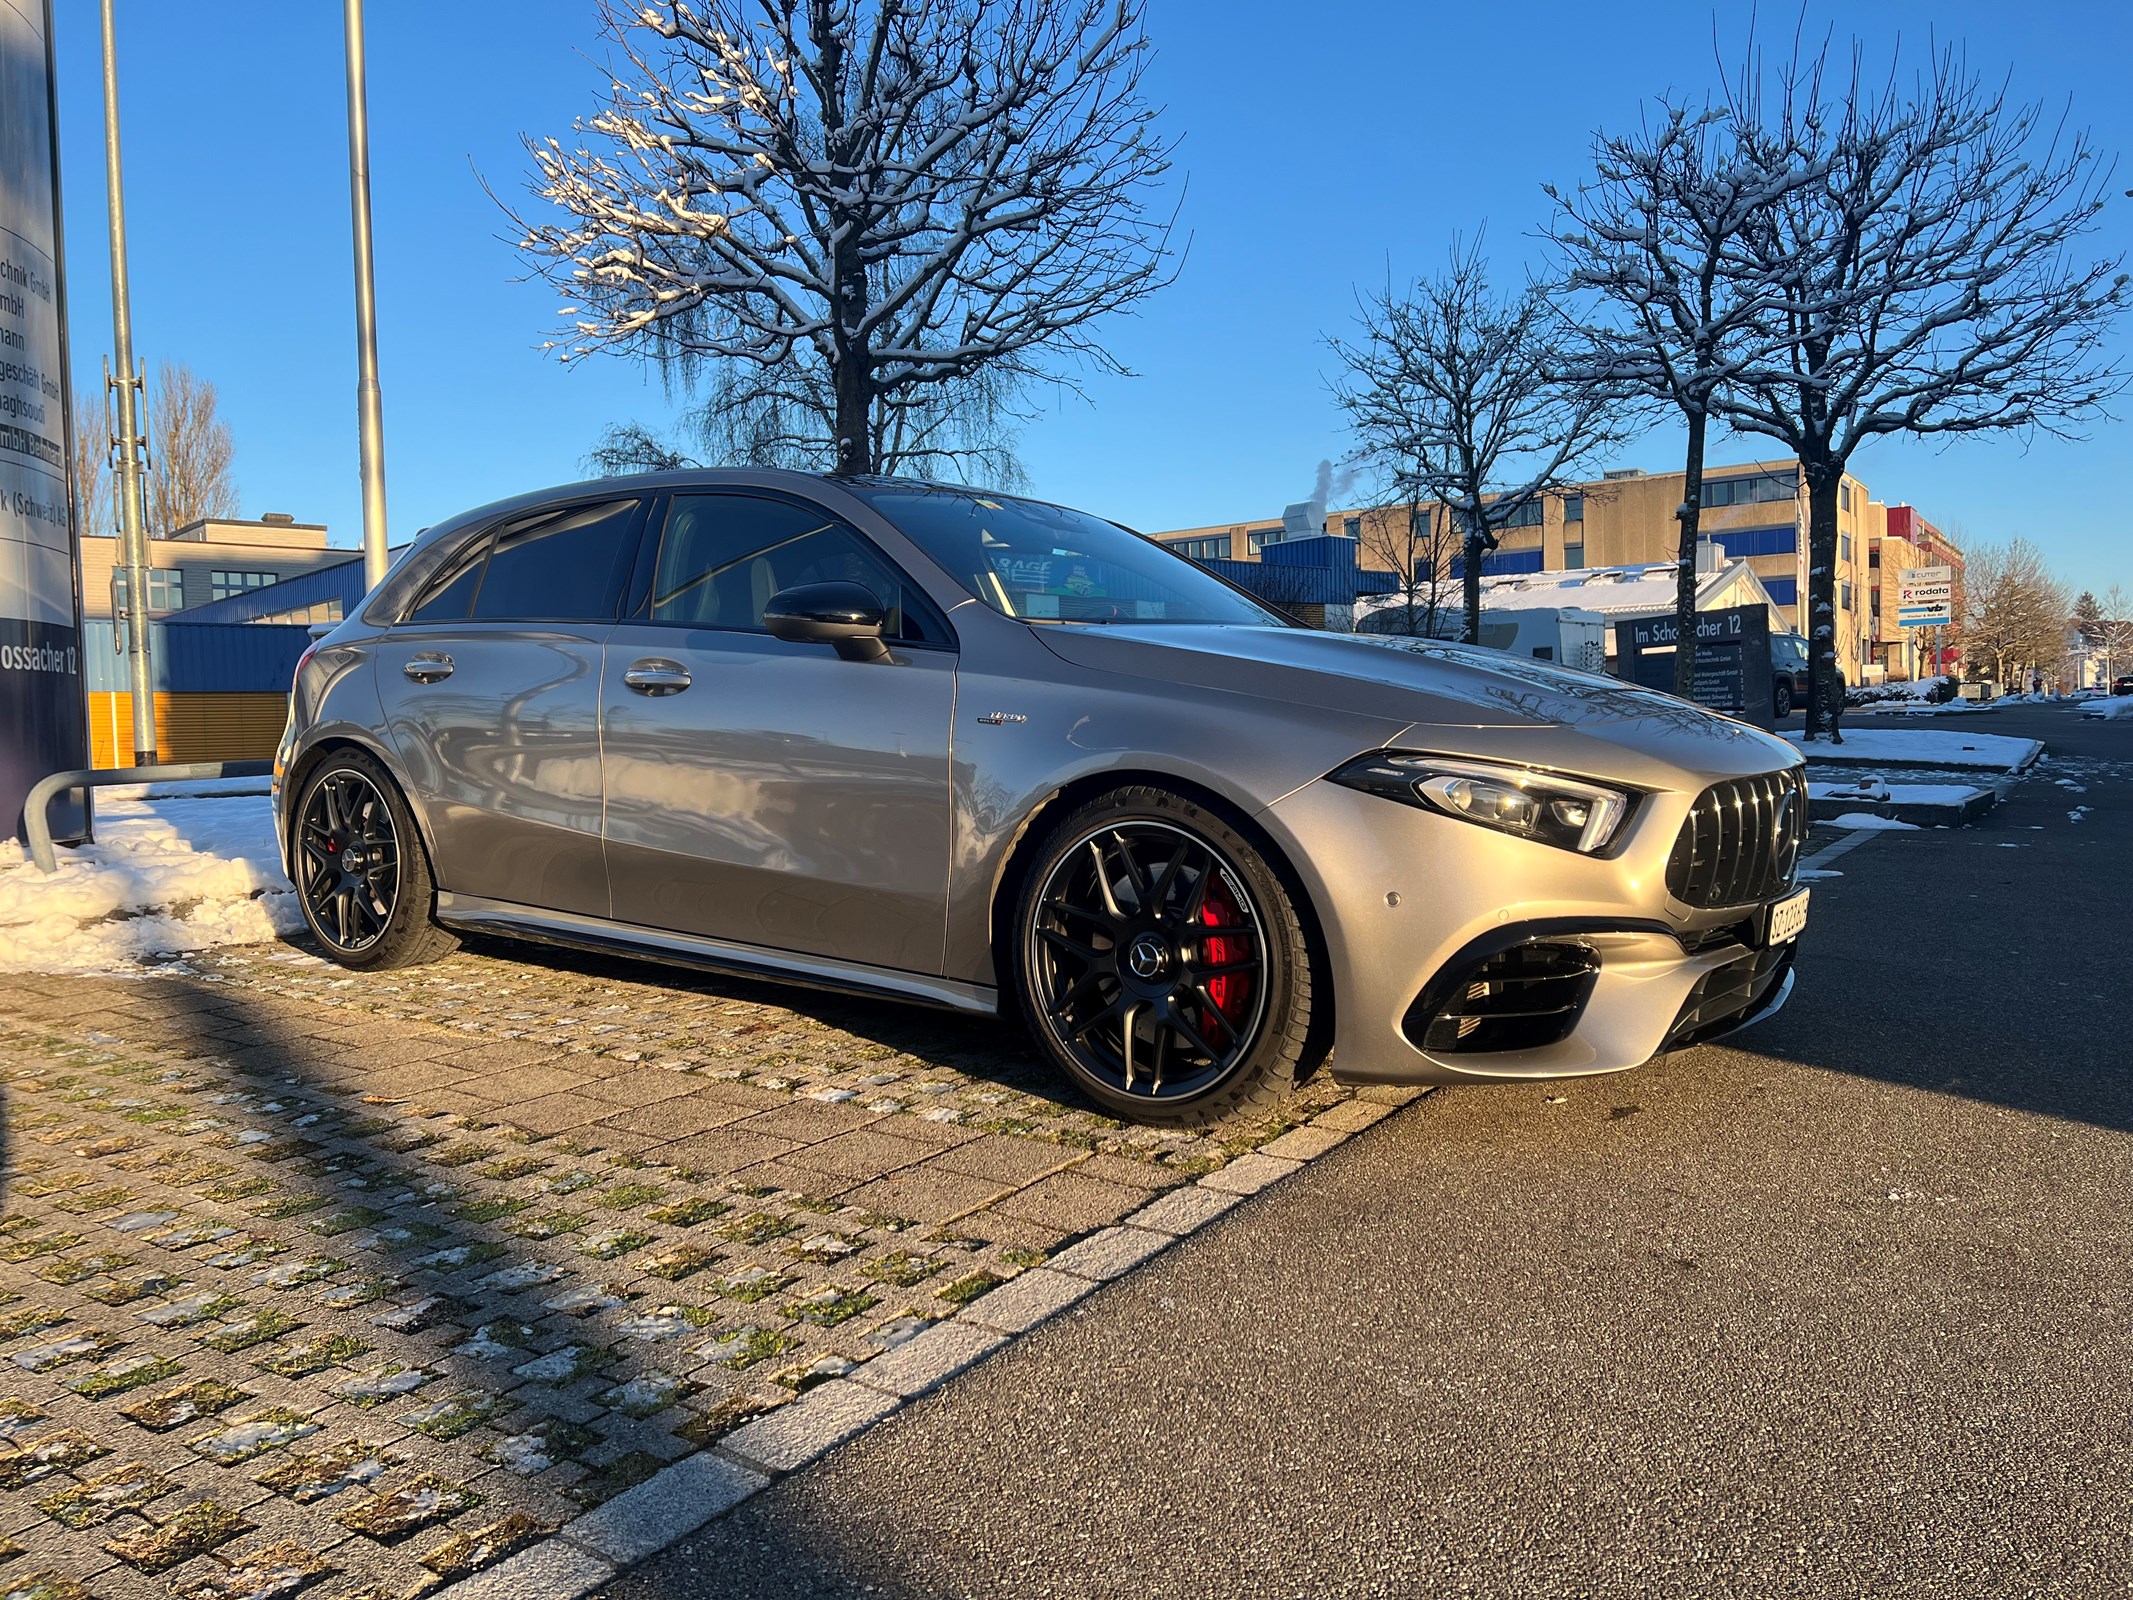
[0,0,88,840]
[1896,566,1955,628]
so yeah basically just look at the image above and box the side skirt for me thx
[433,893,1000,1017]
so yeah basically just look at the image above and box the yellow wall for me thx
[86,692,288,769]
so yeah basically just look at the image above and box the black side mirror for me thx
[763,581,891,662]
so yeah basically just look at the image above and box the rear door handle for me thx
[623,659,692,696]
[403,652,453,683]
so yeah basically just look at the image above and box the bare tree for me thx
[1330,241,1626,645]
[146,363,237,535]
[518,0,1177,481]
[1963,537,2068,687]
[2093,582,2133,689]
[1721,44,2127,738]
[70,393,112,540]
[1353,490,1458,637]
[1547,100,1817,697]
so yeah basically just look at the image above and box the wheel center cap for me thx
[1126,933,1169,982]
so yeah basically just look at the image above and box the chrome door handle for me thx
[403,653,453,683]
[623,659,692,696]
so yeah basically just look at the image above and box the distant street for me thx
[614,704,2133,1600]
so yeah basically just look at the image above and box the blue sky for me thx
[49,0,2133,597]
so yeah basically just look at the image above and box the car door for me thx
[601,490,957,975]
[372,496,644,918]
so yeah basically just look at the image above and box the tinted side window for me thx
[647,494,944,644]
[470,500,641,623]
[407,533,490,622]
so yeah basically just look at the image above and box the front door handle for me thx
[403,652,453,684]
[623,659,692,696]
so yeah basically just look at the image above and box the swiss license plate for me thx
[1764,887,1810,947]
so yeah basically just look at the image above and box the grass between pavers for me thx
[0,945,1381,1593]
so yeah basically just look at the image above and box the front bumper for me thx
[1261,772,1801,1086]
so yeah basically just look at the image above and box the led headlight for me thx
[1330,753,1634,855]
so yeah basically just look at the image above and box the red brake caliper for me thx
[1198,875,1251,1028]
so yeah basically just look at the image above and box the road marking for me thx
[1800,828,1888,872]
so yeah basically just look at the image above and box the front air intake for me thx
[1405,941,1601,1055]
[1666,769,1808,909]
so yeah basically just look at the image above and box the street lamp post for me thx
[98,0,156,766]
[343,0,389,590]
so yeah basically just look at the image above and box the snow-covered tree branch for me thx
[1329,240,1631,645]
[516,0,1179,480]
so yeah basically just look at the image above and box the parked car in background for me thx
[1771,631,1811,717]
[277,470,1810,1126]
[2113,676,2133,697]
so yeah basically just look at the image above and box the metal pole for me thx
[98,0,156,766]
[344,0,389,589]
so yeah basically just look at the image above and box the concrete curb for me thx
[1808,787,1998,827]
[428,1085,1426,1600]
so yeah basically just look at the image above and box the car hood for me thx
[1031,623,1798,785]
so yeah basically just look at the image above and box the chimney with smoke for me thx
[1280,459,1355,542]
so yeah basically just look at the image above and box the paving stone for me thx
[564,1450,766,1564]
[955,1268,1096,1336]
[429,1533,613,1600]
[928,1133,1077,1186]
[1256,1124,1352,1161]
[1123,1183,1246,1236]
[1044,1226,1174,1283]
[717,1380,900,1474]
[776,1130,938,1182]
[989,1171,1146,1231]
[1198,1152,1304,1195]
[849,1321,1008,1400]
[1310,1098,1403,1134]
[729,1101,886,1145]
[839,1166,1005,1223]
[494,1094,615,1138]
[653,1129,801,1174]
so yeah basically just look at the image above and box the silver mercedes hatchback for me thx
[276,470,1809,1125]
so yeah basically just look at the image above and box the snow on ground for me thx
[2081,696,2133,721]
[0,792,301,974]
[1809,780,1988,806]
[1822,812,1921,831]
[1785,728,2042,771]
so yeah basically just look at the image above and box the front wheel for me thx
[1773,680,1794,718]
[1010,787,1314,1127]
[291,750,458,970]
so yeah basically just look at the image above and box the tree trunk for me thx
[1673,407,1708,700]
[1800,455,1844,742]
[1462,529,1485,645]
[832,356,872,476]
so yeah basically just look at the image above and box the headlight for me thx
[1329,752,1634,855]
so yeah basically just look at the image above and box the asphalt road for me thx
[612,704,2133,1600]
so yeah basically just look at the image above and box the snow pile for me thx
[1823,812,1920,831]
[0,790,301,974]
[2080,696,2133,721]
[1808,780,1984,806]
[1786,728,2042,771]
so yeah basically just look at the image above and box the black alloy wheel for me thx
[1016,790,1314,1124]
[1774,680,1794,718]
[292,751,457,970]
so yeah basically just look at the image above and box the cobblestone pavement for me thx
[0,933,1363,1599]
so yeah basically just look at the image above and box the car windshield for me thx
[852,485,1285,626]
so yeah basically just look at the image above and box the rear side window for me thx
[646,494,947,645]
[403,500,640,625]
[473,500,641,622]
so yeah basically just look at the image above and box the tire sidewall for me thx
[1011,788,1305,1123]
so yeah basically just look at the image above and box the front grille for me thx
[1405,942,1601,1055]
[1664,943,1794,1049]
[1666,768,1808,908]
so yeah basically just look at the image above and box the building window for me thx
[114,568,185,612]
[1342,516,1361,538]
[1247,528,1276,553]
[1711,524,1798,558]
[1763,577,1799,606]
[1701,470,1799,509]
[1563,494,1584,522]
[1841,581,1854,609]
[1563,543,1585,569]
[1838,534,1852,561]
[1169,535,1228,563]
[1457,499,1544,532]
[209,569,279,601]
[1840,482,1852,511]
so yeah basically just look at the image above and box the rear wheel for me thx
[1773,680,1794,718]
[1011,787,1313,1126]
[291,750,457,970]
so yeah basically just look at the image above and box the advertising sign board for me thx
[1896,566,1955,629]
[0,0,87,841]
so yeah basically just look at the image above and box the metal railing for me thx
[22,760,275,874]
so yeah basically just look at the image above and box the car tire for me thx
[1773,681,1793,718]
[1010,786,1314,1127]
[290,749,458,971]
